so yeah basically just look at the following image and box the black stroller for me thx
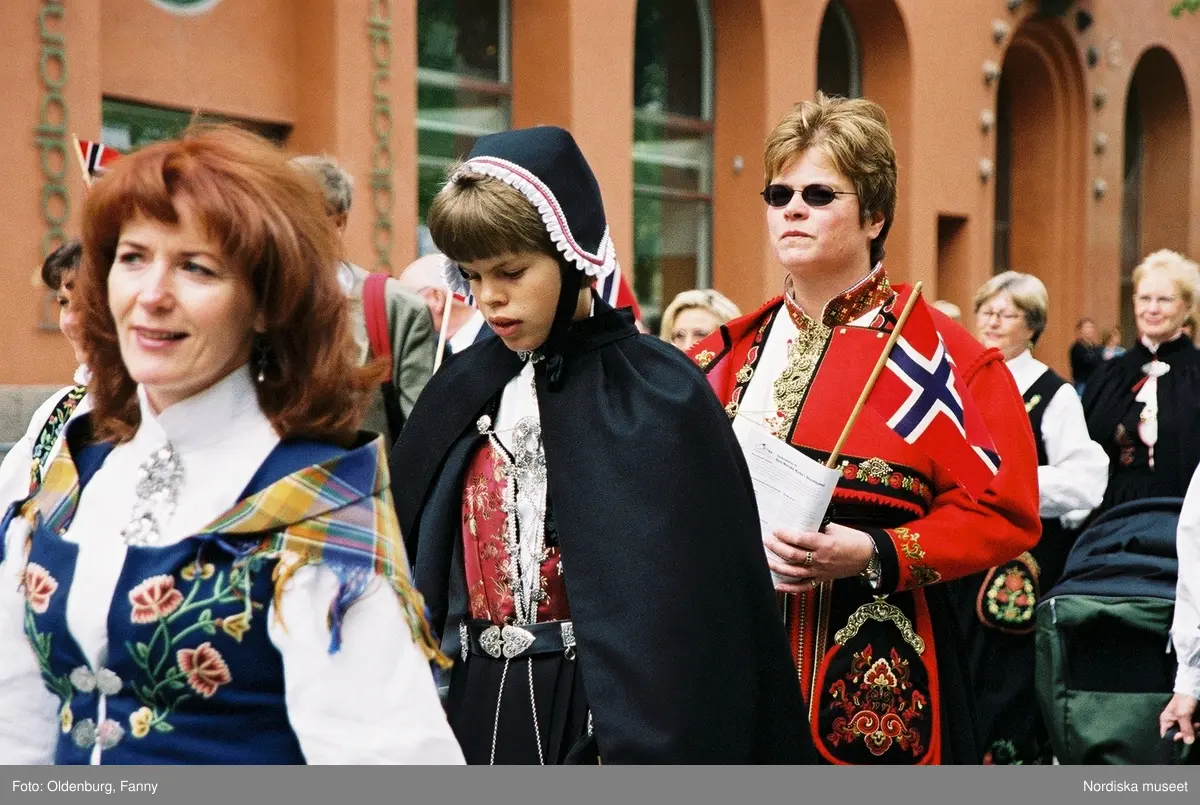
[1034,497,1196,764]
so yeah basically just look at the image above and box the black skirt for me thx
[445,648,595,765]
[950,573,1051,764]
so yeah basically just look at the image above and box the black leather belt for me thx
[461,619,576,661]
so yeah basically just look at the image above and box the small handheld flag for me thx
[821,283,1002,500]
[75,137,120,182]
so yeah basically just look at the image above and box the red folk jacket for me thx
[690,287,1040,764]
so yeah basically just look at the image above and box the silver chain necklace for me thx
[475,361,550,765]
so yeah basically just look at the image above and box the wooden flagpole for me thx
[824,281,925,469]
[433,290,454,371]
[70,133,93,189]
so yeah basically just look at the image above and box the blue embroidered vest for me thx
[10,430,351,765]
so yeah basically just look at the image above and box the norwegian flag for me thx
[77,139,120,178]
[596,270,643,325]
[865,293,1001,499]
[813,291,1001,500]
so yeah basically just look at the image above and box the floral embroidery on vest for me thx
[21,564,76,726]
[120,556,265,737]
[827,643,928,758]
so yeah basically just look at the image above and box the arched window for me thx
[632,0,714,326]
[1120,81,1143,339]
[993,74,1013,274]
[816,0,861,99]
[417,0,511,241]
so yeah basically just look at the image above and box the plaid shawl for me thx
[15,432,448,667]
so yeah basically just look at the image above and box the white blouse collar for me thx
[135,364,273,452]
[1005,348,1035,371]
[1141,331,1185,354]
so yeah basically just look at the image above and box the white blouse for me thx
[0,366,463,765]
[1172,465,1200,700]
[1005,350,1109,521]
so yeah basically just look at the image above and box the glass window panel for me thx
[418,158,455,224]
[101,98,289,152]
[418,0,505,82]
[417,128,487,221]
[417,83,510,137]
[634,0,704,118]
[633,0,712,316]
[417,2,510,225]
[633,194,710,320]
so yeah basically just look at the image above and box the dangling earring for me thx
[254,336,270,383]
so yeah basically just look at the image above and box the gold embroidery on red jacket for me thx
[891,527,942,589]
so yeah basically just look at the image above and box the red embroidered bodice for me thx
[460,440,570,624]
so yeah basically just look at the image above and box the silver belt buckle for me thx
[479,624,536,659]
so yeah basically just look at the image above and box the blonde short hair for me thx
[1132,249,1200,310]
[973,271,1049,342]
[659,289,742,340]
[763,93,898,267]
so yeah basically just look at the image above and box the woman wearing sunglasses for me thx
[688,93,1040,765]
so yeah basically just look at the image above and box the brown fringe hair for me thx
[764,92,898,267]
[427,170,555,267]
[78,123,377,446]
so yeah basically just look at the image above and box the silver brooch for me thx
[1142,360,1171,378]
[121,443,184,547]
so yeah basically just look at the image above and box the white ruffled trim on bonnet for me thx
[439,156,619,296]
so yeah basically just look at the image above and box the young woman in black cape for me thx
[390,125,813,765]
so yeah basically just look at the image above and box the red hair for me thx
[78,124,377,445]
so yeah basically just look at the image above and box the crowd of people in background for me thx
[1,91,1198,767]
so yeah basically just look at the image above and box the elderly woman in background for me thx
[659,288,741,352]
[0,126,462,765]
[955,270,1108,764]
[0,242,93,509]
[1084,250,1200,514]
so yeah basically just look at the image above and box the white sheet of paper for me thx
[732,416,842,586]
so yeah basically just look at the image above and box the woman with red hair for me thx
[0,125,462,765]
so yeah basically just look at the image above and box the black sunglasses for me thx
[760,183,856,208]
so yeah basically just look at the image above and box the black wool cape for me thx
[391,304,815,764]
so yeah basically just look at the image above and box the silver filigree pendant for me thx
[511,418,546,484]
[120,444,184,547]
